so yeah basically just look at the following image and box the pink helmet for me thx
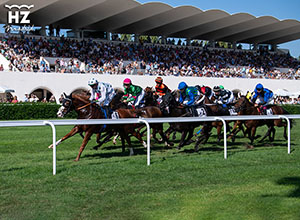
[123,78,132,85]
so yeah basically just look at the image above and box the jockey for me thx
[213,85,234,108]
[196,84,213,103]
[122,78,145,108]
[178,82,201,106]
[154,77,171,103]
[88,78,115,117]
[251,83,274,114]
[246,91,254,101]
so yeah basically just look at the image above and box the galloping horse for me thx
[159,92,212,150]
[50,93,109,161]
[231,96,290,145]
[51,93,147,160]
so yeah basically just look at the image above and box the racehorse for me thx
[144,87,159,107]
[94,88,173,151]
[51,93,147,161]
[50,93,110,161]
[231,96,290,146]
[159,91,212,150]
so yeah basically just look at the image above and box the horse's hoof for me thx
[48,144,53,149]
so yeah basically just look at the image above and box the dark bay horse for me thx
[159,92,212,150]
[231,96,290,146]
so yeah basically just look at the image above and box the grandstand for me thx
[0,0,300,103]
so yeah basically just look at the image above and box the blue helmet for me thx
[178,82,187,90]
[256,83,263,90]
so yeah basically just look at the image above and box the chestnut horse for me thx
[51,93,146,161]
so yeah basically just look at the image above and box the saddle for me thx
[257,105,273,115]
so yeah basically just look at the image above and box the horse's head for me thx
[144,86,154,94]
[159,91,177,114]
[234,96,249,113]
[57,93,73,118]
[110,90,126,110]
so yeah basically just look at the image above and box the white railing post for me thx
[216,117,227,159]
[138,118,151,166]
[279,115,291,154]
[43,121,56,175]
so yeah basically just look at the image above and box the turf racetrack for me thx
[0,122,300,219]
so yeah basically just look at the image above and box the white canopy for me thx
[0,85,15,93]
[274,89,294,97]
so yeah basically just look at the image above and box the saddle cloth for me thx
[266,108,273,115]
[186,106,207,117]
[229,108,238,116]
[111,111,120,119]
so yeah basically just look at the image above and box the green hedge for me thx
[0,103,77,120]
[280,105,300,114]
[0,103,299,120]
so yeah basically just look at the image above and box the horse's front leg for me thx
[177,130,187,150]
[259,126,273,143]
[48,126,80,149]
[93,131,115,150]
[75,130,94,161]
[249,126,257,145]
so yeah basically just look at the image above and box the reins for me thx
[77,102,93,110]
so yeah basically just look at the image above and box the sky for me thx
[138,0,300,58]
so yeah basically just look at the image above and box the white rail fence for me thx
[0,114,299,175]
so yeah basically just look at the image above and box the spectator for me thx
[0,64,4,71]
[29,94,39,102]
[23,93,29,102]
[59,94,64,103]
[56,25,60,37]
[49,95,56,103]
[11,96,18,103]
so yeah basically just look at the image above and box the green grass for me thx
[0,122,300,220]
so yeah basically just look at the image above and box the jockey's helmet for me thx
[123,78,132,85]
[219,85,224,90]
[213,86,221,93]
[178,82,187,90]
[256,83,263,91]
[155,77,163,83]
[88,78,98,86]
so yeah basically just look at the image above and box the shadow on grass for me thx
[83,146,147,159]
[1,167,24,172]
[277,177,300,198]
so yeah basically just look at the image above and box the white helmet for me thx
[88,78,98,86]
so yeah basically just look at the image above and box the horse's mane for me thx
[72,93,90,104]
[114,87,124,94]
[144,86,154,93]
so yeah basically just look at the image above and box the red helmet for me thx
[123,78,132,85]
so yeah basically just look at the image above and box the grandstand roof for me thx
[1,0,300,45]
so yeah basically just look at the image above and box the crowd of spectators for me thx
[0,93,56,103]
[274,96,300,105]
[0,35,300,79]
